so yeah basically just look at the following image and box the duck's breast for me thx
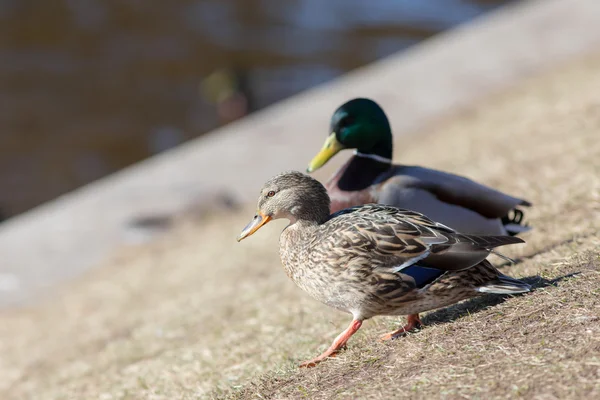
[327,181,378,213]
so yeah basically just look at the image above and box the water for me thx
[0,0,513,218]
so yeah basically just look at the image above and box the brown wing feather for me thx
[318,204,524,274]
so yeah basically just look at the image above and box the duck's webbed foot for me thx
[299,319,363,368]
[380,313,422,341]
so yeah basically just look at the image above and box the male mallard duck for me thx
[237,172,530,367]
[307,98,532,237]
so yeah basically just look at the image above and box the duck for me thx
[306,98,532,237]
[237,171,530,367]
[200,68,254,125]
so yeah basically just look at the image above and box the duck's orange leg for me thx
[380,313,422,341]
[299,319,363,368]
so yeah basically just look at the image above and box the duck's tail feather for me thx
[502,207,532,237]
[504,223,532,236]
[477,273,531,294]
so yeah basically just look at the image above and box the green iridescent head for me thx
[307,98,393,173]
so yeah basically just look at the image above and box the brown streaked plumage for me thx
[237,171,530,367]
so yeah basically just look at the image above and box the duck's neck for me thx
[335,150,392,191]
[286,218,321,232]
[280,219,320,268]
[362,136,393,161]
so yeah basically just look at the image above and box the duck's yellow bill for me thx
[306,133,345,173]
[237,211,272,242]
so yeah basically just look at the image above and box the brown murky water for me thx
[0,0,512,219]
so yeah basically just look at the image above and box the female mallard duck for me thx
[237,171,530,367]
[306,98,532,237]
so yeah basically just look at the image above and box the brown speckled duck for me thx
[237,171,530,367]
[307,98,532,237]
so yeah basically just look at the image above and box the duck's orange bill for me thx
[237,211,272,242]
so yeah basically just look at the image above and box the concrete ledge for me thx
[2,0,600,306]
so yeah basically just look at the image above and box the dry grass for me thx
[224,248,600,400]
[1,53,600,400]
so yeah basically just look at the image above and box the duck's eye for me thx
[266,190,276,197]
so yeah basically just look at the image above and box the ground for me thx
[1,53,599,400]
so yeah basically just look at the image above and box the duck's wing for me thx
[420,232,523,271]
[321,204,523,273]
[379,166,531,219]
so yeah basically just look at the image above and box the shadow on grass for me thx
[421,272,581,326]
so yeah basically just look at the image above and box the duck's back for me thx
[373,165,530,235]
[382,165,527,214]
[327,156,529,230]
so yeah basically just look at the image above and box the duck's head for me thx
[307,98,393,173]
[237,171,331,241]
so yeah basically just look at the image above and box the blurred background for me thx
[0,0,516,220]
